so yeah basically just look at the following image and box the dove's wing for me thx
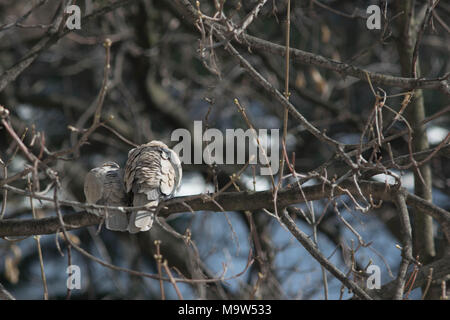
[84,171,104,204]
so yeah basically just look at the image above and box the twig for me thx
[432,10,450,33]
[411,0,440,77]
[163,260,183,300]
[403,262,419,299]
[100,123,138,147]
[0,282,15,300]
[28,178,48,300]
[174,0,450,93]
[154,240,165,300]
[0,1,48,32]
[277,0,291,192]
[0,0,140,93]
[421,267,434,299]
[65,243,72,300]
[278,208,373,300]
[441,280,448,300]
[393,193,414,300]
[233,99,275,188]
[234,0,268,36]
[224,42,341,149]
[312,0,363,19]
[0,159,8,219]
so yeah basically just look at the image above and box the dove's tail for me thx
[128,193,158,233]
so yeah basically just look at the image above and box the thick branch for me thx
[1,181,449,239]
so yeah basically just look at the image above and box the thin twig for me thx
[393,193,414,300]
[421,267,434,299]
[163,260,183,300]
[154,240,165,300]
[28,178,48,300]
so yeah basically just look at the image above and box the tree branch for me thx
[1,181,449,240]
[279,208,373,300]
[0,0,140,92]
[373,253,450,299]
[171,0,450,94]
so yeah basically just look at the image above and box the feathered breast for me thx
[125,146,178,198]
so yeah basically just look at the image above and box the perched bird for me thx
[124,140,182,233]
[84,161,129,231]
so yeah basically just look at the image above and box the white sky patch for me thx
[176,172,213,196]
[427,126,448,145]
[334,133,362,145]
[9,155,28,172]
[18,186,52,211]
[286,133,297,150]
[16,104,34,121]
[300,177,318,187]
[240,173,271,191]
[372,170,414,190]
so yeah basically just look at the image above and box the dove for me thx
[84,161,129,231]
[124,141,182,233]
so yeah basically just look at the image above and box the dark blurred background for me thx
[0,0,449,299]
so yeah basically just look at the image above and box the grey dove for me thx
[124,140,182,233]
[84,161,129,231]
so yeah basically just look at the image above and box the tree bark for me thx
[394,0,436,299]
